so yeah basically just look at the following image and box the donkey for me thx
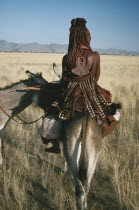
[0,68,115,210]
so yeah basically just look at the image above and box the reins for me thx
[16,114,46,124]
[0,105,46,124]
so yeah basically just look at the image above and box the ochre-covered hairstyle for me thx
[66,18,91,69]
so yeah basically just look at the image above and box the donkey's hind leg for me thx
[78,117,102,209]
[63,119,86,209]
[65,150,86,210]
[83,151,100,209]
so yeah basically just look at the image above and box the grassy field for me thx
[0,52,139,210]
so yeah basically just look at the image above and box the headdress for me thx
[70,18,87,31]
[67,18,91,69]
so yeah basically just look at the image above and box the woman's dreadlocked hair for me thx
[66,18,91,69]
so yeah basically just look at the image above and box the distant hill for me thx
[0,40,68,53]
[0,40,139,55]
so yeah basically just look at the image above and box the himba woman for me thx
[43,18,120,153]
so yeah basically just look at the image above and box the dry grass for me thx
[0,52,139,210]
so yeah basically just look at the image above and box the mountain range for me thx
[0,40,139,55]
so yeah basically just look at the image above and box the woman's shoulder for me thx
[88,50,100,57]
[86,50,100,62]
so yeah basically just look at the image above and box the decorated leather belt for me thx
[69,74,91,82]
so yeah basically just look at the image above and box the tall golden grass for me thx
[0,52,139,209]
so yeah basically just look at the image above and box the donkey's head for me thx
[26,70,48,85]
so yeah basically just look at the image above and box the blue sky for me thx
[0,0,139,51]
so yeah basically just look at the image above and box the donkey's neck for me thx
[0,79,36,116]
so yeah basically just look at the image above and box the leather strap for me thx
[69,73,90,82]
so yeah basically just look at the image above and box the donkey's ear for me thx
[25,70,48,85]
[53,63,62,79]
[26,70,43,79]
[26,70,34,78]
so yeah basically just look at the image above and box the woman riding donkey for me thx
[40,18,121,153]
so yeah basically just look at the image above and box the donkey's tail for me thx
[78,116,88,185]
